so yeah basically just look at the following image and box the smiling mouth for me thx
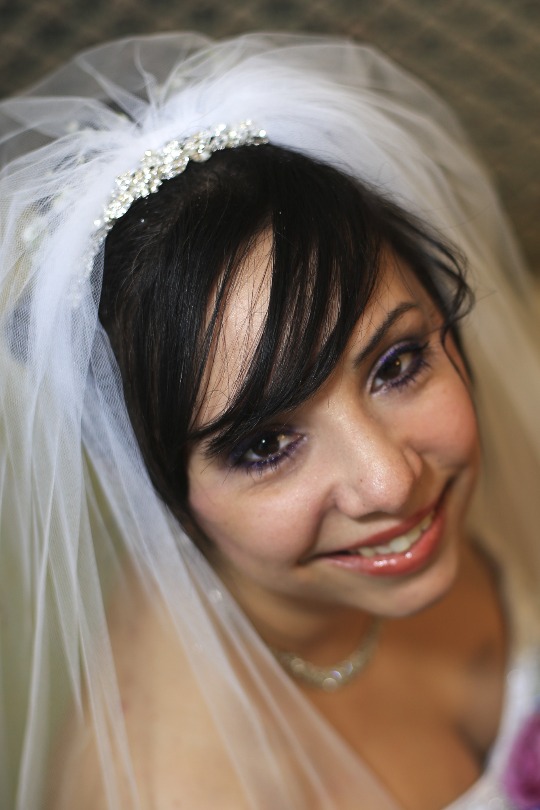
[338,511,435,558]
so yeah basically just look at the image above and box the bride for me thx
[0,32,539,810]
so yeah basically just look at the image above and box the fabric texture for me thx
[0,32,539,809]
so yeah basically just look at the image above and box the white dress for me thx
[446,568,540,810]
[446,649,540,809]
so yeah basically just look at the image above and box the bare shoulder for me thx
[47,568,250,810]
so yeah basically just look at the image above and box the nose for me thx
[329,414,423,518]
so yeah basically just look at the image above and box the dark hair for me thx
[99,144,471,523]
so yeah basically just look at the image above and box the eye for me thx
[371,341,429,393]
[230,430,303,473]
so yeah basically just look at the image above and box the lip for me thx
[315,489,448,578]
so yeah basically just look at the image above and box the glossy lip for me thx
[314,488,449,578]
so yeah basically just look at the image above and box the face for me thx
[187,244,480,640]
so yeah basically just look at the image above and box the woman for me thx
[0,33,539,810]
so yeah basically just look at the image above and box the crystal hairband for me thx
[72,121,268,304]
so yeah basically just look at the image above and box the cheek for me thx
[441,342,480,461]
[417,372,480,472]
[188,483,245,557]
[188,476,320,568]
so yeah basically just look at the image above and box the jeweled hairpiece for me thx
[73,121,268,304]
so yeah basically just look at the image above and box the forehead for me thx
[195,231,274,427]
[195,239,424,428]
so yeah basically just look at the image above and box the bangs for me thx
[101,144,471,510]
[185,147,470,459]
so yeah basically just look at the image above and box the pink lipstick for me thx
[319,495,447,578]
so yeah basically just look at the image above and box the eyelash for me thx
[228,339,432,475]
[371,339,431,394]
[228,431,304,476]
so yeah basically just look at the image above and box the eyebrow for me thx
[353,302,420,368]
[200,301,421,459]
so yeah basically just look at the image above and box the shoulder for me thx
[47,568,250,810]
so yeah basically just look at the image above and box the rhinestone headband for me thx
[72,121,268,305]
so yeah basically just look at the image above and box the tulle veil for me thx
[0,32,539,809]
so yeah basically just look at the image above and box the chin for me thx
[367,540,461,620]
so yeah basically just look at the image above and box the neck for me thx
[218,564,374,663]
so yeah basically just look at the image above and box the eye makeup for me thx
[214,307,443,478]
[227,334,436,476]
[370,339,431,393]
[228,429,304,475]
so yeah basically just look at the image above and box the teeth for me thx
[420,513,432,531]
[351,511,434,558]
[389,536,412,553]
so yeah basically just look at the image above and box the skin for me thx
[184,243,507,809]
[188,244,481,654]
[51,241,507,810]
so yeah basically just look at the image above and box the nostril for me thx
[331,436,421,519]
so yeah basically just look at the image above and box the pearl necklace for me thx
[272,617,382,691]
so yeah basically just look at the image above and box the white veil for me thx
[0,33,538,810]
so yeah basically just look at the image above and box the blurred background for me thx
[1,0,539,269]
